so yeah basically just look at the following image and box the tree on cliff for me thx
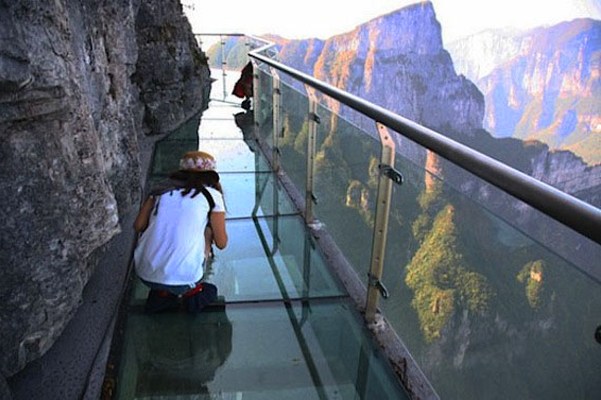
[406,204,492,342]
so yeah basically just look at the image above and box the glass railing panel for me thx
[276,79,311,196]
[219,172,298,219]
[310,101,381,286]
[254,67,274,145]
[377,140,601,399]
[254,59,601,397]
[115,300,408,399]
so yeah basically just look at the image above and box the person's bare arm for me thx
[209,211,228,249]
[133,197,156,233]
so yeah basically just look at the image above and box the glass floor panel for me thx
[199,117,248,140]
[220,172,299,219]
[149,138,270,178]
[197,138,271,173]
[115,301,407,400]
[107,74,408,399]
[128,215,346,306]
[202,100,246,119]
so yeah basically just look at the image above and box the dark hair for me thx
[169,170,222,198]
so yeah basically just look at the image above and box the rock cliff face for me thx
[448,19,601,165]
[0,0,210,377]
[446,28,525,83]
[279,2,485,139]
[271,3,600,208]
[135,1,211,133]
[263,1,600,284]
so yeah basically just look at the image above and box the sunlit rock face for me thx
[272,3,600,205]
[446,28,524,83]
[293,2,484,138]
[269,1,600,276]
[274,2,484,172]
[448,19,601,165]
[0,0,210,377]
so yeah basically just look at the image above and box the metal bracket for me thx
[309,112,321,124]
[368,274,389,299]
[379,164,403,185]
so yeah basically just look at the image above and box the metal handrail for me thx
[248,49,601,245]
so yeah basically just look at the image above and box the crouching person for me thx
[133,151,228,313]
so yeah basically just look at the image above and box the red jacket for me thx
[232,62,253,98]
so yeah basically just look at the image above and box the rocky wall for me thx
[0,0,210,378]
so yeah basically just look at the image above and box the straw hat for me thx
[173,150,220,183]
[179,151,217,172]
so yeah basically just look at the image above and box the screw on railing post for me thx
[305,87,319,224]
[365,122,398,324]
[270,67,281,172]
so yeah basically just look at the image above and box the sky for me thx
[183,0,601,44]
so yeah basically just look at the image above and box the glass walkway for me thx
[104,74,409,399]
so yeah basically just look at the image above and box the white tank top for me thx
[134,187,225,286]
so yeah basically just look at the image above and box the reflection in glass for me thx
[258,65,601,398]
[116,309,232,398]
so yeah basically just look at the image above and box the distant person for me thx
[232,61,253,110]
[133,151,228,313]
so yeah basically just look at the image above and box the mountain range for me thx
[246,5,599,202]
[202,3,601,397]
[205,1,601,274]
[447,19,600,165]
[206,6,600,171]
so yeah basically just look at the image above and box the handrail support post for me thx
[251,59,261,137]
[220,34,227,100]
[365,123,399,323]
[271,68,282,172]
[305,88,319,224]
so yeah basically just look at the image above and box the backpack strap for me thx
[197,185,215,217]
[148,183,216,218]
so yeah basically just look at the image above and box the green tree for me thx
[517,260,546,309]
[406,205,492,342]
